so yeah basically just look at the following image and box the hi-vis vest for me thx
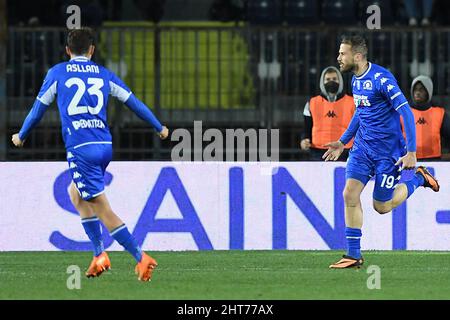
[402,107,445,159]
[309,95,355,149]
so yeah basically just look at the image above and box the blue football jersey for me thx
[35,56,133,149]
[351,62,409,156]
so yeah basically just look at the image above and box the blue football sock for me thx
[345,227,362,259]
[110,224,142,262]
[81,217,104,257]
[404,173,425,198]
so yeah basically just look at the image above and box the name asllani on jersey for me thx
[66,64,100,73]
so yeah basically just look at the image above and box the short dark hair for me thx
[341,34,368,58]
[67,28,95,55]
[324,67,338,76]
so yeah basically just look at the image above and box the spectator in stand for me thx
[300,66,355,160]
[401,75,450,160]
[403,0,434,26]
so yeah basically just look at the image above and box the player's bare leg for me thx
[343,179,365,229]
[69,182,95,219]
[69,182,110,277]
[87,193,124,231]
[373,184,408,214]
[330,178,365,269]
[88,194,158,281]
[373,166,440,214]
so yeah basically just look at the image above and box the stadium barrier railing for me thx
[4,24,450,160]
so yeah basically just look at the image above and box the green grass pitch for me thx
[1,251,450,300]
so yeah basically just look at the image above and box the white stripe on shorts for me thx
[92,190,105,198]
[73,141,112,149]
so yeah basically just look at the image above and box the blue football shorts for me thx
[345,144,404,202]
[66,142,113,201]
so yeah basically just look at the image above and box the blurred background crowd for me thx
[1,0,449,161]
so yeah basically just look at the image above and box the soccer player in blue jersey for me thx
[323,35,440,268]
[11,28,168,281]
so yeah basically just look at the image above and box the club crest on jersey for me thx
[363,80,373,90]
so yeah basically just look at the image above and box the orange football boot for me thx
[85,252,111,278]
[416,166,440,192]
[135,252,158,282]
[329,255,364,269]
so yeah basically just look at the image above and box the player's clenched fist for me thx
[158,126,169,140]
[11,133,25,148]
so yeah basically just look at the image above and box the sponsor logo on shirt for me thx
[353,94,371,107]
[72,119,106,130]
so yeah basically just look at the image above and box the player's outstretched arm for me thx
[340,112,360,145]
[124,94,169,140]
[12,67,56,148]
[12,99,50,148]
[395,104,417,170]
[109,72,168,140]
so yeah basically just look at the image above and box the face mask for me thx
[324,81,339,94]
